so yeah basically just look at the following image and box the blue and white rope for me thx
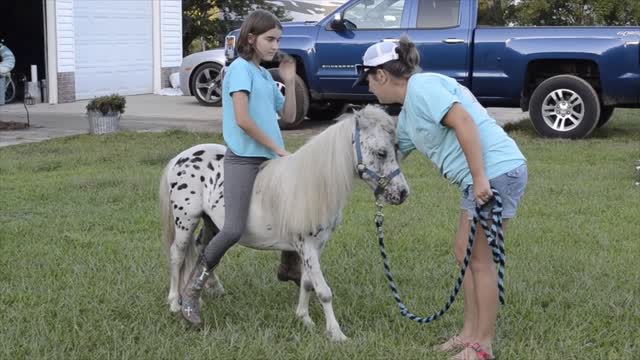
[375,188,505,324]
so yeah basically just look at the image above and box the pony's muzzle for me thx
[382,181,409,205]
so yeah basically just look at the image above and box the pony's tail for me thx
[160,163,175,258]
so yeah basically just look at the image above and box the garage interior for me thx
[0,0,47,103]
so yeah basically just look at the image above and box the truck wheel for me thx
[268,68,309,129]
[596,106,615,128]
[191,63,223,107]
[529,75,600,139]
[307,101,347,121]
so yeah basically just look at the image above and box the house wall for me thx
[55,0,76,102]
[160,0,182,88]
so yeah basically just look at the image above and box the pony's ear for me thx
[353,106,372,129]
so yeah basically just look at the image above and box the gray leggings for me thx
[203,149,267,269]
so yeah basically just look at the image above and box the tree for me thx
[503,0,639,26]
[182,0,290,56]
[477,0,639,26]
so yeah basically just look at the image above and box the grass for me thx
[1,110,639,359]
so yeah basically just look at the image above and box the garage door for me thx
[74,0,153,99]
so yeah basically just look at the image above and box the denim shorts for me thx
[460,163,528,220]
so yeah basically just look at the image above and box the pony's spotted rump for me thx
[159,105,410,341]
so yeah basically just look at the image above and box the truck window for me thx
[343,0,406,29]
[477,0,507,26]
[417,0,460,28]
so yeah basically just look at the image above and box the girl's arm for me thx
[232,91,289,157]
[277,55,297,124]
[442,103,492,204]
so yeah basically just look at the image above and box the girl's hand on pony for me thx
[274,148,291,157]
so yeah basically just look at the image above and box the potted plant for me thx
[86,94,126,134]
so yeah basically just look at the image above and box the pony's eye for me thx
[377,150,387,159]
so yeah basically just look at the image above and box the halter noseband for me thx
[354,121,402,197]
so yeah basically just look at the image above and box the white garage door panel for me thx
[74,0,153,99]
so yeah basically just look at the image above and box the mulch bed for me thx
[0,121,30,131]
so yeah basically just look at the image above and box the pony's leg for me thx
[301,241,348,342]
[295,269,315,328]
[168,225,196,312]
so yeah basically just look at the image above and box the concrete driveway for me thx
[0,94,528,148]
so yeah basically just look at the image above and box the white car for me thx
[179,48,226,106]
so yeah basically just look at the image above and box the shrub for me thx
[86,94,126,115]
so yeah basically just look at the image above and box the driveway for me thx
[0,95,528,147]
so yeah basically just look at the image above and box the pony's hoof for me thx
[205,284,225,297]
[297,314,315,328]
[328,330,348,342]
[168,299,181,313]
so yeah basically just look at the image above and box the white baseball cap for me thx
[353,40,399,87]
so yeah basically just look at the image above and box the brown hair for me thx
[380,35,421,80]
[236,10,283,61]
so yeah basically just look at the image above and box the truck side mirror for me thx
[328,13,347,32]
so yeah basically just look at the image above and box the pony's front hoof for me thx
[297,314,315,328]
[327,330,348,342]
[168,297,181,313]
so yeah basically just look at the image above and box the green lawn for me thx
[1,110,639,359]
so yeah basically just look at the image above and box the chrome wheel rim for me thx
[541,89,584,132]
[195,67,222,103]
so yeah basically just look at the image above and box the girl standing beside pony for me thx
[181,9,298,327]
[354,37,527,360]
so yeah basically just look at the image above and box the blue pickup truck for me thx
[225,0,640,138]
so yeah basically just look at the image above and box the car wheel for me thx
[529,75,600,139]
[268,68,309,130]
[307,101,347,121]
[4,76,16,103]
[596,106,615,128]
[191,63,223,107]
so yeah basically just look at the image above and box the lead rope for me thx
[375,188,505,324]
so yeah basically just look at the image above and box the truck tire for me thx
[307,101,347,121]
[268,68,309,130]
[596,106,615,128]
[191,63,223,107]
[529,75,600,139]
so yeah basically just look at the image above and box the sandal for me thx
[433,335,469,353]
[469,343,495,360]
[449,343,494,360]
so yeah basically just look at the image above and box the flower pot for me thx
[88,111,120,135]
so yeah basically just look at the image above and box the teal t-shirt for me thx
[397,73,526,189]
[222,57,285,159]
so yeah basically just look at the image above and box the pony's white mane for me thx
[255,116,355,237]
[254,105,394,238]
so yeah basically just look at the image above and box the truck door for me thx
[314,0,412,97]
[407,0,471,86]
